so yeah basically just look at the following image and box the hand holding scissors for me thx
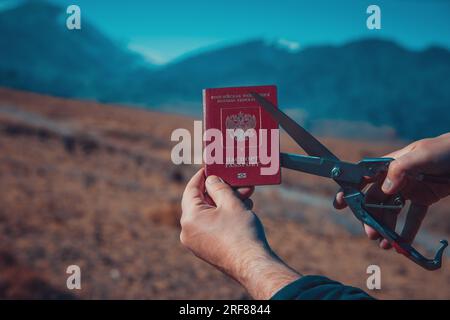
[252,92,449,271]
[334,133,450,250]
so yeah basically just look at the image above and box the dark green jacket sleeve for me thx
[271,275,374,300]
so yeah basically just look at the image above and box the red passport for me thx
[203,85,281,187]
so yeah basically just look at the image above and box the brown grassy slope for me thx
[0,88,449,299]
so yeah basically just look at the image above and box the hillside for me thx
[0,87,449,299]
[0,1,152,100]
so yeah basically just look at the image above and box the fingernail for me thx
[333,197,340,208]
[382,178,393,192]
[206,176,223,184]
[381,239,392,250]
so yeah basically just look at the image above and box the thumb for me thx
[205,175,240,207]
[382,154,414,194]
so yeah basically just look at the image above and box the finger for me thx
[378,210,397,250]
[234,186,255,200]
[181,168,206,211]
[333,174,374,210]
[363,181,391,240]
[381,147,429,195]
[381,160,407,195]
[382,144,414,160]
[379,239,391,250]
[184,168,205,195]
[364,211,398,247]
[400,203,428,244]
[379,141,421,194]
[203,192,216,207]
[243,198,254,210]
[365,179,402,246]
[333,189,347,210]
[382,138,419,161]
[205,175,242,208]
[364,224,381,240]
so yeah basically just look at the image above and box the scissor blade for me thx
[281,153,334,179]
[281,153,369,185]
[251,92,339,161]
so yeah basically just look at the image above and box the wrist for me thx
[228,244,301,300]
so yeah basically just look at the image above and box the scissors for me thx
[251,92,448,271]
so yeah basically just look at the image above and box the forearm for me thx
[230,249,301,300]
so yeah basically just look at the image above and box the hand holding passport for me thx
[203,85,281,187]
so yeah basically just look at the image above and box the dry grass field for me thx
[0,88,449,299]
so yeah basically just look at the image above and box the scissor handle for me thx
[343,189,448,271]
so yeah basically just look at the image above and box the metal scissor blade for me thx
[251,92,340,161]
[281,153,334,179]
[281,153,370,185]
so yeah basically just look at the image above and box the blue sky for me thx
[4,0,450,64]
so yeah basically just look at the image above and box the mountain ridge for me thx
[0,0,153,99]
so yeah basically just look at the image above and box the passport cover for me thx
[203,85,281,187]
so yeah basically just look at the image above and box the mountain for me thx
[0,1,449,140]
[132,39,450,140]
[0,0,153,100]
